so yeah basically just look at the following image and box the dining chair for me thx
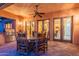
[36,33,48,54]
[28,39,37,53]
[16,32,29,55]
[17,38,29,53]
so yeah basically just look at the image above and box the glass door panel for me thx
[44,20,49,38]
[30,21,35,37]
[63,17,71,41]
[27,22,31,37]
[38,21,43,33]
[54,19,61,40]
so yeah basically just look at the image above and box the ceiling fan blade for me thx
[39,13,45,14]
[33,14,37,17]
[38,14,42,18]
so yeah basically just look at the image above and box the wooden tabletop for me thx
[27,37,38,40]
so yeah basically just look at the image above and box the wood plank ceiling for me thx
[1,3,79,18]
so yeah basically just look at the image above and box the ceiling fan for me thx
[33,4,45,18]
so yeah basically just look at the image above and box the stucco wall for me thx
[38,8,79,44]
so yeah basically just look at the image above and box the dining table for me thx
[16,36,48,54]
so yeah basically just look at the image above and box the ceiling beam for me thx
[0,3,14,9]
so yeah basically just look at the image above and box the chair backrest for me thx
[32,31,38,37]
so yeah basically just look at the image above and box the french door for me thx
[53,16,73,42]
[62,17,73,42]
[30,21,35,37]
[37,20,50,39]
[26,21,31,37]
[44,20,50,39]
[25,21,35,37]
[37,20,43,33]
[53,18,61,40]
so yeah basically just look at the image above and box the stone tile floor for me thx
[0,41,79,56]
[47,41,79,56]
